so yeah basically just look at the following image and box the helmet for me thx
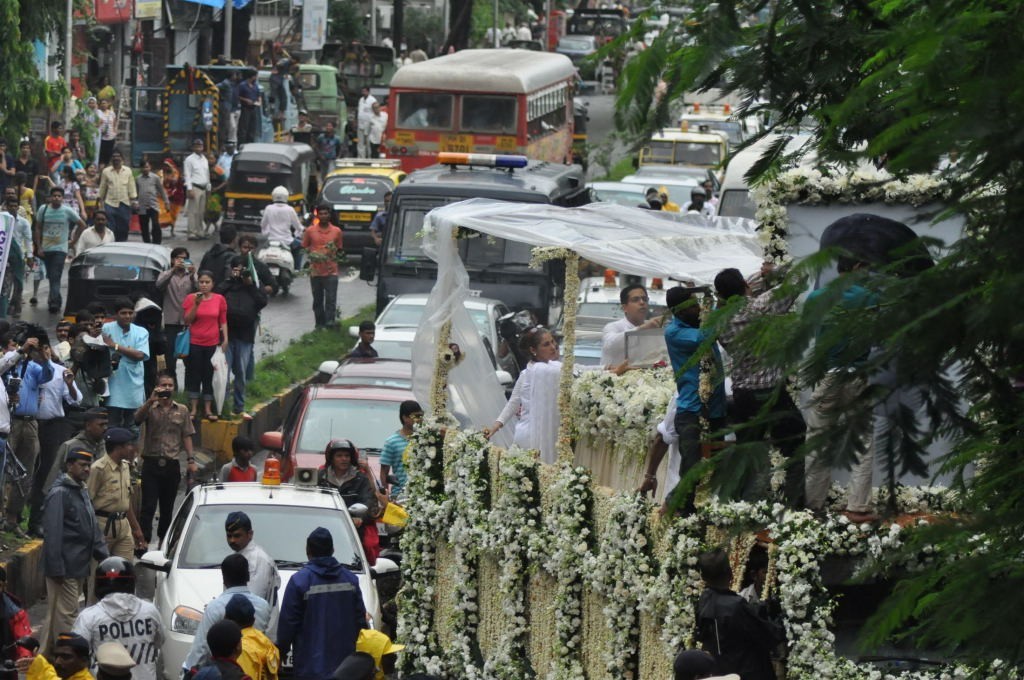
[94,556,135,600]
[324,438,358,466]
[271,186,288,203]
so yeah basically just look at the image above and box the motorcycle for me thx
[257,240,296,295]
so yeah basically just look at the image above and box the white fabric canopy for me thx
[422,198,765,283]
[412,199,765,432]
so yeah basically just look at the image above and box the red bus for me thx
[382,49,577,173]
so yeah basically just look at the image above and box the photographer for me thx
[4,325,54,537]
[215,257,267,420]
[100,299,150,430]
[0,332,41,518]
[68,311,111,412]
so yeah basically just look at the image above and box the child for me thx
[220,436,258,482]
[379,400,422,498]
[224,595,278,680]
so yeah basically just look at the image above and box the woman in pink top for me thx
[182,271,228,420]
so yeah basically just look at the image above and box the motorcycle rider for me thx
[259,186,304,273]
[72,557,164,680]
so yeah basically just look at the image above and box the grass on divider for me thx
[597,155,636,182]
[244,304,375,409]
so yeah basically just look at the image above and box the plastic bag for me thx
[211,346,228,415]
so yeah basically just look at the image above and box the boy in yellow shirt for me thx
[224,595,278,680]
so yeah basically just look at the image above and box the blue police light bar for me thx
[437,153,529,169]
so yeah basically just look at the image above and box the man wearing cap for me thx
[22,632,94,680]
[46,407,109,498]
[224,594,278,680]
[88,428,146,562]
[277,527,366,680]
[42,449,109,656]
[183,554,271,672]
[224,511,279,605]
[355,630,404,680]
[289,110,314,146]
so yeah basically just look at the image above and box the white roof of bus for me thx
[389,49,576,94]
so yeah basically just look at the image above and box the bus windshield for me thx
[461,95,517,134]
[396,93,453,130]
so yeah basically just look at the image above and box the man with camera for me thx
[215,257,268,420]
[5,327,54,536]
[0,333,41,531]
[134,371,195,544]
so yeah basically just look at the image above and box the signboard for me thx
[301,0,327,50]
[96,0,134,24]
[135,0,161,19]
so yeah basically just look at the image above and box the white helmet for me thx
[271,186,288,203]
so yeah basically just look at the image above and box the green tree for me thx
[327,0,369,43]
[618,0,1024,665]
[0,0,69,141]
[402,6,445,53]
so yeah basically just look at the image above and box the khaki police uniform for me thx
[86,455,134,560]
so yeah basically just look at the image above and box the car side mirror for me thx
[359,247,378,282]
[632,155,640,169]
[495,370,513,387]
[348,503,369,519]
[317,360,339,376]
[259,431,284,451]
[138,550,171,573]
[348,326,359,338]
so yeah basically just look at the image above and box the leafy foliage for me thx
[616,0,1024,664]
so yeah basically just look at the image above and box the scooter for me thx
[257,241,296,295]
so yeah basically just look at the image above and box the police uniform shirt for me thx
[72,594,165,680]
[87,456,131,515]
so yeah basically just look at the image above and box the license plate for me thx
[394,131,416,145]
[338,212,372,222]
[440,134,473,153]
[496,136,518,152]
[268,266,280,275]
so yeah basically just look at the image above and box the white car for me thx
[139,482,397,679]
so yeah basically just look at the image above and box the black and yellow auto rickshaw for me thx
[572,100,589,169]
[223,143,320,234]
[63,243,171,320]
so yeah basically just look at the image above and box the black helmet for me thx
[94,556,135,600]
[324,438,357,467]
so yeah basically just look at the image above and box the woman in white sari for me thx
[487,327,561,463]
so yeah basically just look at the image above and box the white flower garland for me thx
[643,514,705,651]
[584,492,657,679]
[541,463,593,680]
[751,164,950,264]
[569,367,675,464]
[482,446,542,679]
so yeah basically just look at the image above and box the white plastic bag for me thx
[211,347,228,416]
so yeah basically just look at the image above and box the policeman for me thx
[87,428,146,562]
[73,558,164,680]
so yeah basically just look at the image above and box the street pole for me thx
[225,0,233,60]
[492,0,498,47]
[545,0,552,50]
[370,0,377,44]
[64,0,73,122]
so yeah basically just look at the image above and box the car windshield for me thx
[591,188,644,207]
[177,503,362,571]
[559,38,594,51]
[330,375,413,389]
[683,120,744,145]
[374,340,413,360]
[578,302,622,319]
[321,177,392,204]
[296,398,403,453]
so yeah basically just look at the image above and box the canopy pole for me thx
[556,253,579,464]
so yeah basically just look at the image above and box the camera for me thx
[5,377,21,398]
[157,388,173,398]
[10,322,47,348]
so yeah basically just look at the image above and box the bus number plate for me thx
[395,131,416,145]
[495,136,517,152]
[338,212,371,222]
[441,134,473,153]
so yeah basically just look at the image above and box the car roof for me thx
[621,174,701,190]
[233,143,316,165]
[648,130,727,143]
[191,482,345,509]
[382,293,504,311]
[390,49,575,93]
[307,384,414,401]
[70,242,172,268]
[399,160,585,202]
[586,181,646,193]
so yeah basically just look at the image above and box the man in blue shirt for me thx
[369,191,391,247]
[237,70,262,145]
[379,399,421,497]
[32,187,86,313]
[100,298,150,430]
[664,286,726,514]
[6,334,53,535]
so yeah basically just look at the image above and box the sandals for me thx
[205,414,219,422]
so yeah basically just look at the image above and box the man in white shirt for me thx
[182,139,211,241]
[224,511,280,606]
[367,102,388,158]
[71,209,115,255]
[600,283,664,370]
[356,87,378,159]
[517,23,533,40]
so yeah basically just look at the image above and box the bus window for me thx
[527,86,568,139]
[461,95,517,134]
[397,93,453,129]
[677,142,722,165]
[645,141,675,164]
